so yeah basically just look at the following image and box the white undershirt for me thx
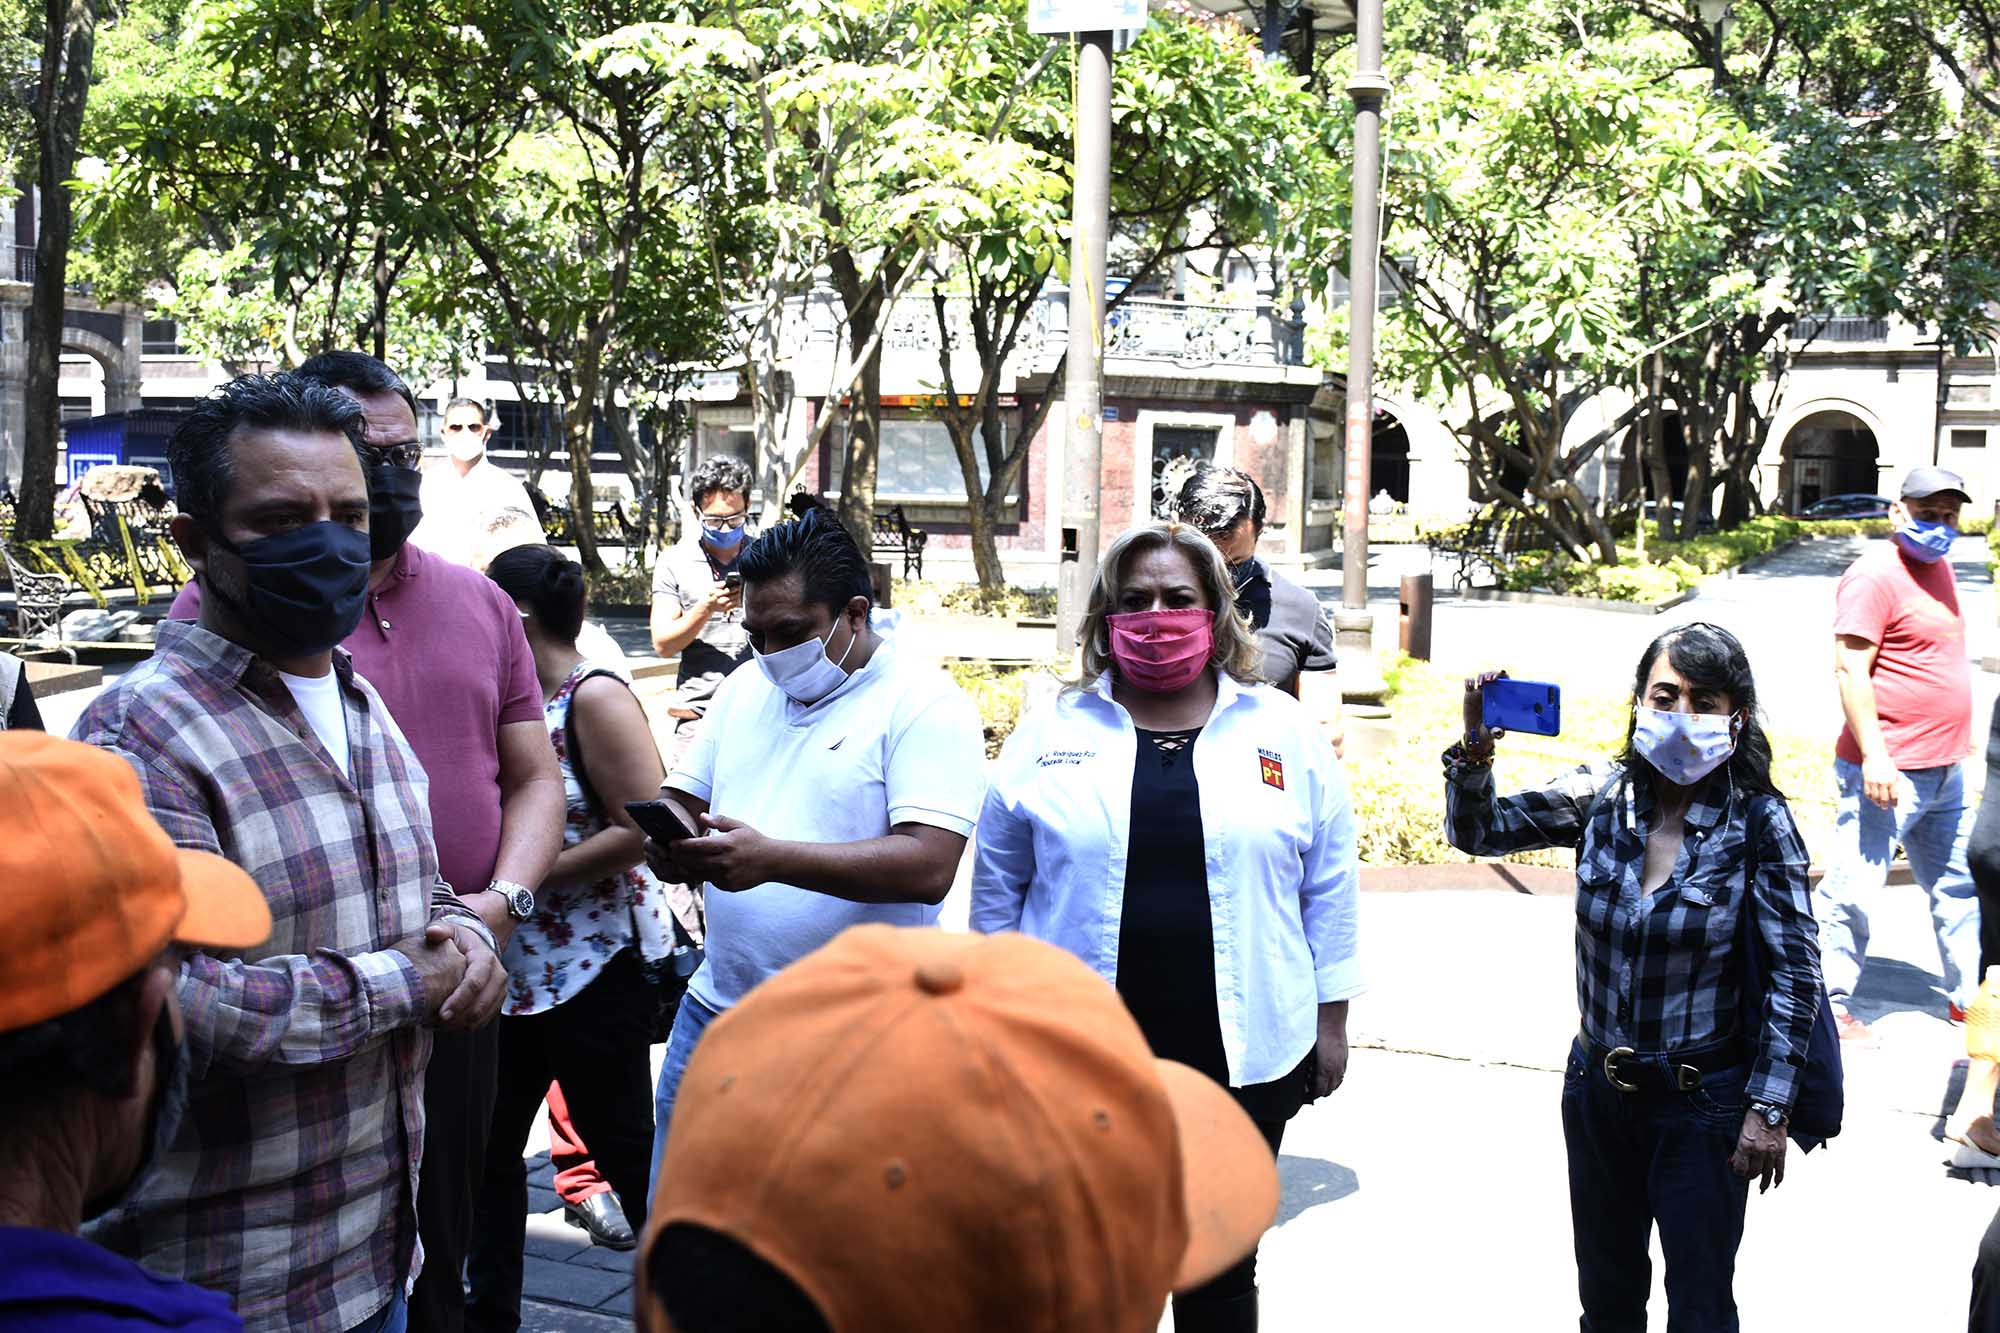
[279,667,350,777]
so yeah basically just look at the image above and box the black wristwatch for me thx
[1749,1101,1788,1129]
[490,879,536,922]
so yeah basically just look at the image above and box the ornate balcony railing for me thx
[1796,314,1889,343]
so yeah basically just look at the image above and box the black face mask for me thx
[367,462,424,561]
[208,520,371,657]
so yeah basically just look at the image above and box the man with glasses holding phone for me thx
[650,455,757,744]
[409,398,542,570]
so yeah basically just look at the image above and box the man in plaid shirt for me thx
[75,375,507,1333]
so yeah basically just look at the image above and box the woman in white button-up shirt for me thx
[971,521,1361,1333]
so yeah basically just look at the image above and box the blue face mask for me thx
[1893,515,1958,564]
[701,522,748,552]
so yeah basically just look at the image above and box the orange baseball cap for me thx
[636,925,1280,1333]
[0,731,271,1032]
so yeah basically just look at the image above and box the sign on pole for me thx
[1027,0,1144,34]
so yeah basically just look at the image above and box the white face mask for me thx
[1633,706,1737,786]
[445,429,486,462]
[755,617,858,704]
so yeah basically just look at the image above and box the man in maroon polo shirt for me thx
[169,353,565,1333]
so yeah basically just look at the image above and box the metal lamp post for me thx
[1337,0,1391,703]
[1696,0,1731,86]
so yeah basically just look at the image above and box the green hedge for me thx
[1502,515,1803,602]
[1500,512,1994,603]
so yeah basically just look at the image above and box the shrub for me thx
[589,563,654,607]
[894,581,1058,620]
[945,660,1065,758]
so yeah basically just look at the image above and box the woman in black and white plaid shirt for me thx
[1443,622,1821,1331]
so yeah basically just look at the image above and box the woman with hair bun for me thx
[466,543,675,1327]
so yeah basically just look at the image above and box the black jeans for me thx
[465,950,657,1333]
[1973,1205,2000,1333]
[1968,715,2000,977]
[408,1022,499,1333]
[1168,1118,1286,1332]
[1561,1038,1751,1333]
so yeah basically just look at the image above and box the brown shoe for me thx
[1834,1010,1873,1042]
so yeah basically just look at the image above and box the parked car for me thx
[1799,493,1891,520]
[1643,500,1716,534]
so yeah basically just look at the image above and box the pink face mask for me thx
[1106,608,1215,694]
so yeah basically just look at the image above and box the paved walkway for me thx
[519,876,1997,1330]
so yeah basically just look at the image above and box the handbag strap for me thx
[559,665,654,949]
[561,666,628,820]
[1735,792,1771,1050]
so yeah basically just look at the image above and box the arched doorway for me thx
[1783,409,1879,511]
[1370,410,1410,505]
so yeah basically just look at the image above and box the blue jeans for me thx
[1815,758,1982,1011]
[1561,1040,1750,1332]
[344,1293,406,1333]
[650,991,722,1188]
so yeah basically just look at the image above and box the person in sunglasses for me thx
[408,398,543,572]
[1444,623,1821,1331]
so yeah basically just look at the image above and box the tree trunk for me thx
[566,362,605,575]
[828,245,888,559]
[836,337,882,560]
[1678,414,1712,542]
[16,0,99,542]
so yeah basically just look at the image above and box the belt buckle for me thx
[1603,1045,1641,1093]
[1674,1063,1702,1092]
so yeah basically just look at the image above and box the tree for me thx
[916,1,1333,589]
[1340,31,1779,561]
[13,0,103,541]
[1625,1,2000,535]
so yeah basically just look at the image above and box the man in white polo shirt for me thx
[641,502,987,1177]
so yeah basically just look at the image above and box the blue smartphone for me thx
[1482,678,1561,736]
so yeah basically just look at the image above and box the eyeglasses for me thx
[700,513,749,530]
[363,440,423,470]
[442,421,486,433]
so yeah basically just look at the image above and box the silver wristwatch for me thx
[1749,1101,1788,1129]
[490,879,536,922]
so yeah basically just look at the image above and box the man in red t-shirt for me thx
[1818,466,1980,1042]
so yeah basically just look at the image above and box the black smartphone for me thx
[626,799,701,843]
[1482,678,1562,736]
[723,571,741,592]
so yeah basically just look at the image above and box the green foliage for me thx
[944,659,1058,759]
[893,579,1057,621]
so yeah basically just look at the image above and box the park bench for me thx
[1422,508,1521,590]
[872,504,928,581]
[531,489,642,549]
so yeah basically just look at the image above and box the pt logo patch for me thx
[1258,748,1285,790]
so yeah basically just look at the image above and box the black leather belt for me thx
[1584,1036,1745,1094]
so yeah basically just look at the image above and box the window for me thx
[1310,420,1338,501]
[141,319,184,355]
[696,419,756,473]
[58,396,93,421]
[876,416,1004,501]
[1150,425,1220,518]
[1949,381,1992,405]
[1953,428,1987,450]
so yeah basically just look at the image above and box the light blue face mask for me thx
[701,522,749,552]
[1893,516,1957,564]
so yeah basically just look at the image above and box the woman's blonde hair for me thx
[1075,521,1263,689]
